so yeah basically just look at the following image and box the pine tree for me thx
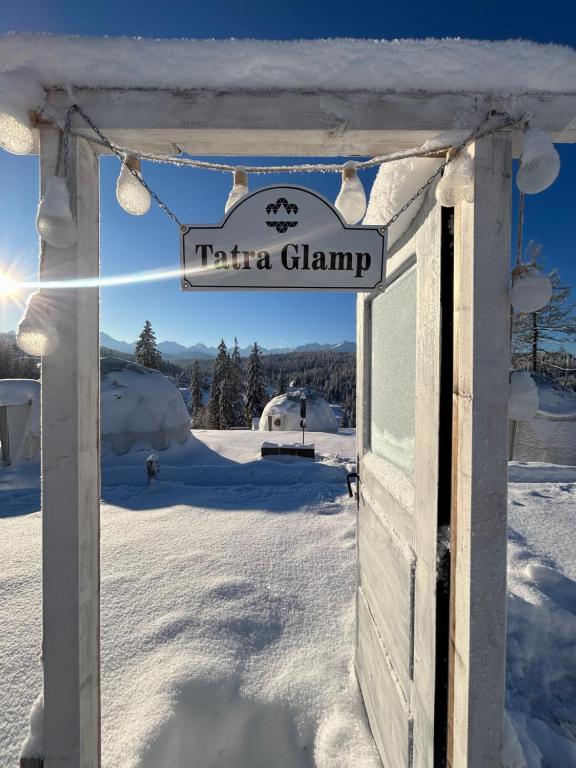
[245,342,268,425]
[190,360,204,413]
[208,339,233,429]
[135,320,162,369]
[276,371,287,396]
[512,245,576,373]
[189,359,206,426]
[178,369,192,387]
[230,337,245,426]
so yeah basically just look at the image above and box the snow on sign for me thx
[180,185,386,291]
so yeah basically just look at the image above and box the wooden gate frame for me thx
[33,88,576,767]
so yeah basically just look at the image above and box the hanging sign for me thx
[180,185,386,291]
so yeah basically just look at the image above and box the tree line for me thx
[5,243,575,430]
[132,319,356,427]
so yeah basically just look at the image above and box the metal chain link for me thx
[66,104,184,227]
[383,113,521,229]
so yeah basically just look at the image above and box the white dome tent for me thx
[101,357,190,455]
[259,387,339,434]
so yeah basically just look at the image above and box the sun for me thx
[0,270,19,297]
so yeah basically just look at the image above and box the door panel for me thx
[356,188,446,768]
[357,487,415,695]
[357,588,413,768]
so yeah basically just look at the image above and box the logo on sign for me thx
[265,197,299,233]
[180,185,386,292]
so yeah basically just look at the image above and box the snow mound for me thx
[1,36,575,93]
[0,378,40,413]
[512,378,576,465]
[260,389,339,434]
[101,357,190,455]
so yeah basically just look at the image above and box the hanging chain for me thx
[58,104,523,231]
[54,105,73,177]
[383,113,521,230]
[514,191,526,272]
[65,104,184,227]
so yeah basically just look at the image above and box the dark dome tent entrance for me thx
[7,35,575,768]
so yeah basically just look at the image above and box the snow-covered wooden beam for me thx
[41,89,576,157]
[40,127,101,768]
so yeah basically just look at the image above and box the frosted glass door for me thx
[356,190,448,768]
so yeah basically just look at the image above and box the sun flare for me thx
[0,270,19,297]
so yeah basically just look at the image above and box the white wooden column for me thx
[450,133,512,766]
[40,127,101,767]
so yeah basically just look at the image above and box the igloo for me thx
[101,357,190,455]
[259,388,339,434]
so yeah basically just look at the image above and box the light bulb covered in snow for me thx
[0,68,45,155]
[335,162,367,225]
[0,99,35,155]
[36,176,77,248]
[509,371,539,421]
[17,291,59,357]
[225,168,249,213]
[435,151,474,207]
[116,155,151,216]
[516,129,560,194]
[510,267,553,313]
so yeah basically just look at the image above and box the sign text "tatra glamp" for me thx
[195,243,372,278]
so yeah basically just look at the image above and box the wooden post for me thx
[449,133,512,766]
[40,128,101,767]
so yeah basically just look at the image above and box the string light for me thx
[225,167,249,213]
[17,291,59,357]
[36,176,77,248]
[510,266,553,313]
[58,104,522,230]
[116,154,151,215]
[335,162,367,224]
[0,69,45,155]
[516,128,560,194]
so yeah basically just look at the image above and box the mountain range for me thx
[100,332,356,359]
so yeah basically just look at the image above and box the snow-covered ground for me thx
[506,463,576,766]
[1,431,575,767]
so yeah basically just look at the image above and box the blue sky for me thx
[0,1,575,348]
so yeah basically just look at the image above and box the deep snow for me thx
[2,430,382,768]
[1,430,575,767]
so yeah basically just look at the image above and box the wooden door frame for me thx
[31,87,574,766]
